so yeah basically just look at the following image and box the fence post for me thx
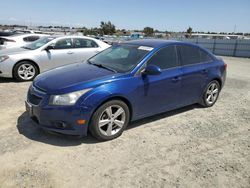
[212,39,216,54]
[233,40,238,57]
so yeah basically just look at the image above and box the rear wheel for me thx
[89,100,130,141]
[13,61,38,81]
[201,80,220,107]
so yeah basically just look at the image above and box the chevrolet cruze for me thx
[25,40,227,141]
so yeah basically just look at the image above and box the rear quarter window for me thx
[199,49,213,62]
[23,36,40,42]
[74,38,98,48]
[179,45,200,65]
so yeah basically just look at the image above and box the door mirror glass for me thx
[142,65,162,75]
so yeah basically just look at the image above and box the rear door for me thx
[177,44,211,105]
[72,38,102,62]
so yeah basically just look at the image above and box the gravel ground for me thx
[0,56,249,188]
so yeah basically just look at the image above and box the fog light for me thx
[77,119,86,125]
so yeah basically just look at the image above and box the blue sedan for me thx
[25,39,227,141]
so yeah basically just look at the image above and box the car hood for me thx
[33,63,121,94]
[0,47,30,55]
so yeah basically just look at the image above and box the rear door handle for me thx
[67,51,74,54]
[172,77,181,82]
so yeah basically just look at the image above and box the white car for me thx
[0,36,110,81]
[0,33,48,50]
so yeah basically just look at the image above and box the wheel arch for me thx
[12,59,40,78]
[94,95,133,121]
[210,77,222,88]
[87,95,134,134]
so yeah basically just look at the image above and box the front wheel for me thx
[13,61,38,81]
[89,100,130,141]
[201,80,221,107]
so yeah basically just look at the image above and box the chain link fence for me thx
[171,38,250,58]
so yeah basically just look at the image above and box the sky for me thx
[0,0,250,32]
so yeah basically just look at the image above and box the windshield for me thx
[23,36,57,50]
[88,44,153,73]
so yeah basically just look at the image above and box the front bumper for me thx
[25,86,92,136]
[0,59,15,78]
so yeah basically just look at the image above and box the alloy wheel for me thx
[206,83,219,105]
[17,64,36,80]
[98,105,126,136]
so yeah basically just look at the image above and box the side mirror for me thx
[45,45,54,51]
[142,65,162,75]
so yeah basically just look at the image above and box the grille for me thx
[28,93,42,105]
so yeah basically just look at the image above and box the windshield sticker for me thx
[138,46,154,51]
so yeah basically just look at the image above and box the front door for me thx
[39,38,77,72]
[133,45,182,118]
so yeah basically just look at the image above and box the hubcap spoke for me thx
[114,120,124,128]
[99,119,110,128]
[106,123,113,136]
[113,107,124,119]
[207,94,212,102]
[213,88,218,94]
[105,107,112,118]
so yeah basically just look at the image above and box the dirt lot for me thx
[0,56,249,188]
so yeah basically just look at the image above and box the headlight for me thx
[49,88,92,106]
[0,55,9,62]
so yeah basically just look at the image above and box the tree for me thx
[143,27,154,37]
[100,21,116,35]
[186,27,193,38]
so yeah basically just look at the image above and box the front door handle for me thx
[67,51,74,54]
[172,77,181,82]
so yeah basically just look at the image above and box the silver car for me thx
[0,36,110,81]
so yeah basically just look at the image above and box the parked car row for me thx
[0,33,48,50]
[0,33,227,141]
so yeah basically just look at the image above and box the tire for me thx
[201,80,221,107]
[89,100,130,141]
[13,61,39,81]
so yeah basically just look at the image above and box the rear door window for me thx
[199,49,213,62]
[179,45,201,65]
[73,38,98,48]
[23,36,40,42]
[147,46,178,70]
[54,38,73,49]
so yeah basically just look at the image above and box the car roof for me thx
[125,39,180,48]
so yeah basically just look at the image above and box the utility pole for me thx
[233,24,237,34]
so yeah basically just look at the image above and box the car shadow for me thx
[16,112,99,146]
[0,78,18,83]
[17,104,201,146]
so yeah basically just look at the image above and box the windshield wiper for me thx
[88,61,117,73]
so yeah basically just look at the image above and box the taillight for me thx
[224,63,227,69]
